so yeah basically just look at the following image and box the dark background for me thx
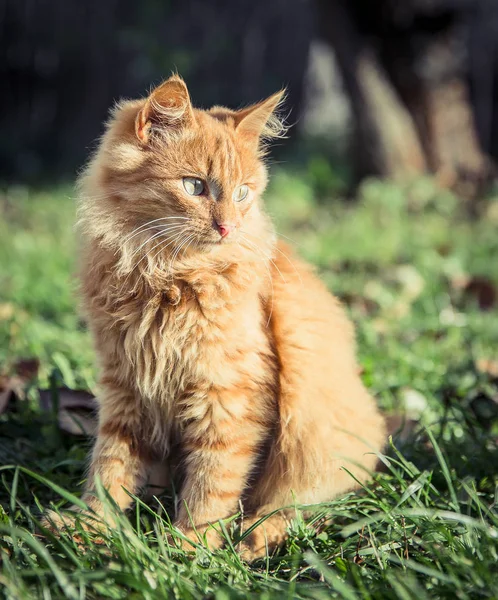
[2,0,498,194]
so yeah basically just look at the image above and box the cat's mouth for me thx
[204,237,234,247]
[199,234,237,250]
[216,236,235,244]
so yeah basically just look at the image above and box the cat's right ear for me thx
[233,90,287,146]
[135,75,195,144]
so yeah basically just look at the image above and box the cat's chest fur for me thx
[119,261,270,406]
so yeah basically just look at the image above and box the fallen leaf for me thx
[14,357,40,380]
[39,387,98,436]
[462,276,497,311]
[0,380,14,414]
[339,292,378,316]
[0,358,40,414]
[59,408,98,437]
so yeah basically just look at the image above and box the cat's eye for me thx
[233,184,249,202]
[183,177,205,196]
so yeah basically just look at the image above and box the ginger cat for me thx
[44,75,386,560]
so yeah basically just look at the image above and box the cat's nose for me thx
[215,222,234,238]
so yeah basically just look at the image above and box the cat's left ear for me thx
[234,90,286,145]
[135,75,195,144]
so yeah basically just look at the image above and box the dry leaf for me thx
[0,379,14,414]
[59,408,98,437]
[462,276,497,311]
[14,358,40,380]
[0,357,40,414]
[340,292,378,316]
[38,387,98,436]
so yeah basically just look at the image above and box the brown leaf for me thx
[0,357,40,415]
[39,387,98,436]
[0,374,28,414]
[339,292,378,316]
[462,276,497,311]
[59,408,98,437]
[0,382,14,414]
[14,358,40,380]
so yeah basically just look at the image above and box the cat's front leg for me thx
[173,386,268,551]
[43,383,150,535]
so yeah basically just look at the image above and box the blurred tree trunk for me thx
[315,0,426,182]
[315,0,493,196]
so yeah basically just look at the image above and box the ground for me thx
[0,171,497,599]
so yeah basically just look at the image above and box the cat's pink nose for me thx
[216,222,233,238]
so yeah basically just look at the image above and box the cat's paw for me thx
[238,531,274,562]
[40,509,77,535]
[238,514,289,562]
[168,524,223,552]
[238,541,265,562]
[40,508,107,543]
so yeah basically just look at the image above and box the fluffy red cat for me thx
[44,75,386,560]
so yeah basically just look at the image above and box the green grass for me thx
[0,174,497,599]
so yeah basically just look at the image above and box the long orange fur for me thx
[44,75,386,559]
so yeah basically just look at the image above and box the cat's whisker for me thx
[116,229,186,298]
[168,230,196,273]
[272,228,300,247]
[128,224,187,261]
[150,232,187,271]
[116,219,189,257]
[177,233,197,261]
[167,233,186,272]
[151,232,184,268]
[122,216,189,245]
[139,229,190,272]
[167,236,185,271]
[178,232,197,262]
[270,244,301,283]
[117,228,190,298]
[241,229,302,286]
[120,223,186,254]
[239,234,287,285]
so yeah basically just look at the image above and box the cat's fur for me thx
[44,75,386,559]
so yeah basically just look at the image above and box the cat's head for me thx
[79,75,285,265]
